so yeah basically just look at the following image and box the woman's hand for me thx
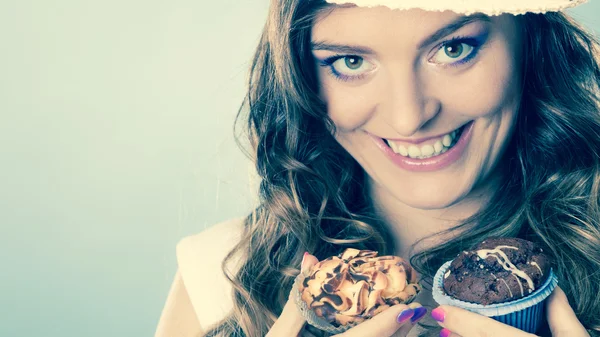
[266,253,428,337]
[432,286,590,337]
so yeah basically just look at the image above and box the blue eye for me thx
[319,55,375,82]
[429,36,486,67]
[433,42,474,63]
[317,34,487,82]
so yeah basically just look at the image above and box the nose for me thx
[380,70,440,136]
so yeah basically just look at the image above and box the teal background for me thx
[0,1,598,337]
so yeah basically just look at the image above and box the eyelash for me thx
[318,35,486,82]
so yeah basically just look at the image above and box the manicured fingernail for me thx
[396,308,415,323]
[440,328,452,337]
[431,307,446,322]
[411,306,428,323]
[301,252,308,270]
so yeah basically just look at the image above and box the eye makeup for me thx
[314,29,491,82]
[429,29,490,68]
[317,56,372,82]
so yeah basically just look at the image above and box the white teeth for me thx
[398,145,408,156]
[420,144,434,157]
[408,145,421,158]
[442,134,452,147]
[386,126,462,158]
[387,139,398,153]
[434,140,443,153]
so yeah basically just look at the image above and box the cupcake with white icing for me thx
[433,237,558,334]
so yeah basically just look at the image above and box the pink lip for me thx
[371,121,474,172]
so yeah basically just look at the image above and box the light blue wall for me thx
[0,1,598,337]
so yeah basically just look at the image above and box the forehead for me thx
[312,6,516,49]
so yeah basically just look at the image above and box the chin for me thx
[403,197,462,210]
[403,195,465,211]
[380,180,472,211]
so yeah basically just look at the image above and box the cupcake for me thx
[433,237,558,334]
[293,248,421,334]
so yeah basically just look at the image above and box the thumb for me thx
[335,303,417,337]
[546,286,589,337]
[301,252,319,274]
[266,252,319,337]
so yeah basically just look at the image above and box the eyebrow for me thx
[311,13,491,54]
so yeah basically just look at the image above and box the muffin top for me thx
[443,237,551,305]
[298,248,420,327]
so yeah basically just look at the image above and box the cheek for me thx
[320,77,380,132]
[321,49,520,129]
[439,52,520,117]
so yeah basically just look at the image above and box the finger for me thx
[301,252,319,274]
[301,324,326,337]
[266,298,307,337]
[546,286,590,337]
[267,253,319,337]
[407,302,428,325]
[394,303,427,336]
[431,305,536,337]
[335,304,416,337]
[440,328,463,337]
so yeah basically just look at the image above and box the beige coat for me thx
[155,218,244,337]
[154,217,434,337]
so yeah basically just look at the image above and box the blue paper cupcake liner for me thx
[432,260,558,334]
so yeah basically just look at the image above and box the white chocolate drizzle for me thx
[444,270,451,279]
[475,245,534,294]
[492,272,514,297]
[499,278,513,297]
[530,261,543,275]
[512,274,524,296]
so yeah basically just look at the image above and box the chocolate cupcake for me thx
[293,248,421,333]
[432,237,558,334]
[443,237,550,305]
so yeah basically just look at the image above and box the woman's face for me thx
[311,7,523,210]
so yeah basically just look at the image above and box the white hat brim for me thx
[325,0,588,16]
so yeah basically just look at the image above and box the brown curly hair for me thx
[202,1,600,336]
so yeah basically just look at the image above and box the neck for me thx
[368,172,501,260]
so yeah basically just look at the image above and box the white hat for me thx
[325,0,588,16]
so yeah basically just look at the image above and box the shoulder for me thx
[177,217,245,259]
[176,217,246,331]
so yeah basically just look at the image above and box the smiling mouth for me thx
[383,124,468,159]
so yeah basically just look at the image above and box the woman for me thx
[156,0,600,336]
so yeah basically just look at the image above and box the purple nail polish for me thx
[396,309,415,323]
[431,307,446,322]
[440,328,452,337]
[410,307,428,323]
